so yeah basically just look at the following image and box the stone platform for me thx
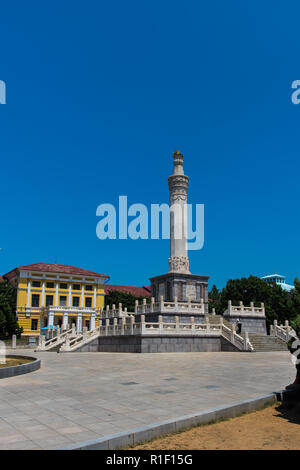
[74,334,240,353]
[0,349,295,449]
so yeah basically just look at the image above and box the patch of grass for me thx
[0,357,33,368]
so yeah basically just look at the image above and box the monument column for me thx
[168,150,190,274]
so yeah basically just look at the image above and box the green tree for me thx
[104,290,148,312]
[0,280,22,339]
[217,275,299,330]
[208,285,221,313]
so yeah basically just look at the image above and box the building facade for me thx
[261,273,294,292]
[3,263,109,337]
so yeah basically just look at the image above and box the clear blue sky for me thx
[0,1,299,289]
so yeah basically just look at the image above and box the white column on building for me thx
[41,280,46,307]
[93,285,97,308]
[90,313,96,331]
[63,312,69,330]
[55,281,59,306]
[76,313,83,333]
[26,280,31,308]
[68,284,72,307]
[81,284,85,307]
[168,151,190,274]
[48,310,54,327]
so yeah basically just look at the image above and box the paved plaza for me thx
[0,350,295,449]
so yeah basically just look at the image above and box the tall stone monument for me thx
[150,150,209,314]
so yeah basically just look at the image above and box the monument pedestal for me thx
[149,272,209,315]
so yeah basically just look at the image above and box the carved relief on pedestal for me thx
[168,256,190,274]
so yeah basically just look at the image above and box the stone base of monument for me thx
[65,309,253,353]
[73,334,241,353]
[149,273,209,315]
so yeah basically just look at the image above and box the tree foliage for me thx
[0,280,23,339]
[104,290,149,312]
[209,275,300,329]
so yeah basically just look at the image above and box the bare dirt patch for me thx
[132,403,300,450]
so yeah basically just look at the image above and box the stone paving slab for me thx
[0,349,295,450]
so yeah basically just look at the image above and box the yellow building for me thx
[3,263,109,338]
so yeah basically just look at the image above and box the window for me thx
[59,296,67,306]
[85,285,93,291]
[46,282,54,289]
[31,319,38,331]
[31,294,40,307]
[85,297,92,307]
[32,281,41,288]
[60,283,68,289]
[46,295,53,306]
[72,296,80,307]
[73,284,81,290]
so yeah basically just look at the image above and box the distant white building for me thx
[261,274,294,292]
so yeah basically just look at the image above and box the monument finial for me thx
[173,150,183,160]
[172,150,184,175]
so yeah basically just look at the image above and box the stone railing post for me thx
[140,314,145,334]
[219,317,223,326]
[206,316,210,332]
[190,316,195,333]
[83,327,88,341]
[135,299,139,314]
[12,335,16,349]
[160,295,164,312]
[106,305,109,316]
[150,297,155,313]
[112,304,116,315]
[121,317,125,335]
[118,303,122,315]
[250,301,254,311]
[285,320,289,327]
[113,318,117,335]
[124,307,128,315]
[105,319,109,336]
[212,308,216,315]
[261,302,265,312]
[130,315,134,335]
[65,334,70,351]
[158,315,163,334]
[142,298,147,314]
[244,331,249,350]
[231,323,235,343]
[72,323,76,336]
[38,335,45,350]
[175,315,179,333]
[239,301,243,313]
[174,296,178,311]
[228,300,232,315]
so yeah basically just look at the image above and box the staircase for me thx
[35,326,77,352]
[208,315,288,352]
[206,314,232,329]
[242,333,288,352]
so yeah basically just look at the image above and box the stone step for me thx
[244,334,288,352]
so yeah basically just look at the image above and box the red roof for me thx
[4,263,109,280]
[105,284,151,298]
